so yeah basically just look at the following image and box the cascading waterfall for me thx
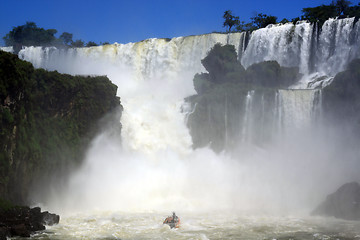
[2,18,359,215]
[241,90,255,143]
[241,21,314,74]
[278,89,319,131]
[5,17,358,83]
[242,17,359,76]
[235,89,321,146]
[316,17,360,75]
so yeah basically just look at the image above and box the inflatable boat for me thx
[163,212,180,228]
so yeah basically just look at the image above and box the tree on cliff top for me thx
[251,13,278,29]
[3,22,58,51]
[71,39,85,48]
[59,32,73,46]
[223,10,240,32]
[332,0,352,15]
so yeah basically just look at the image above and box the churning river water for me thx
[26,212,360,240]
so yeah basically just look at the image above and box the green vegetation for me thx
[59,32,73,45]
[86,41,98,47]
[3,22,58,52]
[334,0,352,15]
[250,13,278,29]
[301,5,338,25]
[0,50,121,204]
[71,39,85,48]
[223,0,360,33]
[3,22,106,53]
[0,198,15,211]
[223,10,240,32]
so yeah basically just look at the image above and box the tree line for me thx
[223,0,360,32]
[2,22,110,52]
[3,0,360,51]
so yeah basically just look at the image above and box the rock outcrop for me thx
[186,44,300,152]
[322,59,360,129]
[0,206,59,239]
[312,182,360,220]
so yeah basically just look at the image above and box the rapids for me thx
[30,212,360,240]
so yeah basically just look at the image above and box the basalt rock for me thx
[312,182,360,220]
[0,206,59,238]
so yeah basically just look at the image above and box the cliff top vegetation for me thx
[222,0,360,32]
[2,22,107,53]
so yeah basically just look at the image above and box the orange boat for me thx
[163,212,180,228]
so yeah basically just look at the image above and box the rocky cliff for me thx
[186,44,302,152]
[186,44,360,153]
[322,58,360,132]
[0,50,122,204]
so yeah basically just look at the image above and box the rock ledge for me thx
[0,206,59,239]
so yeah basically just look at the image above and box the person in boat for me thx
[163,212,180,228]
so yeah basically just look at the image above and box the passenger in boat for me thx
[163,212,180,228]
[172,212,178,222]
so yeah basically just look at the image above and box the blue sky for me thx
[1,0,359,46]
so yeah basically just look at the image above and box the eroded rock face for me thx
[0,206,59,238]
[312,182,360,220]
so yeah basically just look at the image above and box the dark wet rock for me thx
[312,182,360,220]
[10,224,30,237]
[0,206,59,238]
[41,211,60,226]
[0,226,9,240]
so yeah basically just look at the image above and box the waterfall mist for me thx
[14,18,360,216]
[46,108,360,216]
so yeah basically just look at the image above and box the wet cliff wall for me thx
[0,50,121,204]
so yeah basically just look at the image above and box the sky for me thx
[1,0,359,46]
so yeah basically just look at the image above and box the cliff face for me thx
[186,44,302,152]
[322,58,360,131]
[0,50,122,204]
[186,44,360,153]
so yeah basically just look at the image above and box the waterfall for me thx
[240,17,360,76]
[237,89,319,145]
[278,89,319,131]
[316,17,360,75]
[4,18,358,157]
[11,19,356,150]
[240,21,314,74]
[2,17,359,213]
[241,90,255,143]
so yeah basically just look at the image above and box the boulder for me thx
[41,211,60,226]
[312,182,360,220]
[0,206,59,238]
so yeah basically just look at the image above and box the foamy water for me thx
[31,212,360,240]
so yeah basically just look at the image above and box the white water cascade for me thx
[278,89,319,130]
[1,18,360,216]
